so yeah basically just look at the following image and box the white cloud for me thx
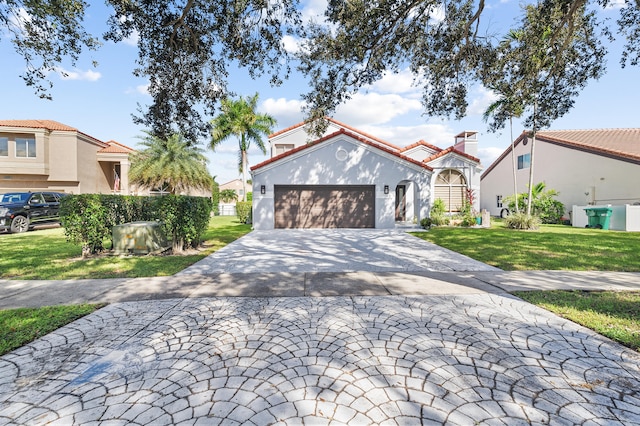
[478,146,506,168]
[260,97,306,127]
[281,35,301,54]
[334,92,422,126]
[55,67,101,81]
[368,68,420,95]
[358,123,457,147]
[467,86,500,116]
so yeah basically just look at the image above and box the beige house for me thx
[480,129,640,224]
[218,178,247,215]
[0,120,134,195]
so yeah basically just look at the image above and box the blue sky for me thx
[1,0,637,185]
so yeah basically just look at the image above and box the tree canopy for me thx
[2,0,639,139]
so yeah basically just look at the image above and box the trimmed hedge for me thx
[59,195,212,256]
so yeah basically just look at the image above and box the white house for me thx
[480,129,640,224]
[250,119,482,229]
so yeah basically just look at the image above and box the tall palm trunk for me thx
[241,149,248,202]
[526,98,537,216]
[510,115,519,213]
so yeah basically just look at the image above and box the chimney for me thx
[454,131,478,157]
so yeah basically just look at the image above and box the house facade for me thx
[251,119,482,229]
[0,120,134,195]
[480,129,640,222]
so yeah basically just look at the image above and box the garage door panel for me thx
[275,185,375,229]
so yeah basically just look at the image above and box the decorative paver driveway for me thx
[1,295,639,425]
[179,229,499,274]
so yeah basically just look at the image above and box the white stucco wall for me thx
[481,139,640,219]
[428,154,483,213]
[252,135,433,230]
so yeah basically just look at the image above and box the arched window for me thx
[434,169,467,212]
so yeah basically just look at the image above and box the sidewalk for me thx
[1,270,640,310]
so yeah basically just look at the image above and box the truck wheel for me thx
[10,215,29,233]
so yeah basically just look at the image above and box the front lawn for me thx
[0,216,251,280]
[412,222,640,271]
[515,290,640,351]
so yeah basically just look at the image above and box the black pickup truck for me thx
[0,191,67,233]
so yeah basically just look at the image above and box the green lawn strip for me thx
[0,216,251,280]
[412,223,640,272]
[0,304,105,356]
[514,290,640,352]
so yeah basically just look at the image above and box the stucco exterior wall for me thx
[481,140,640,219]
[429,154,483,212]
[252,135,432,230]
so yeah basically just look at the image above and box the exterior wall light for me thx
[384,185,389,194]
[260,185,266,195]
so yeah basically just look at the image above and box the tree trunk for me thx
[510,115,519,213]
[241,150,248,202]
[526,99,537,217]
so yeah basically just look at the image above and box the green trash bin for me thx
[584,207,612,230]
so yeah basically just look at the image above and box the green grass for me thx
[0,216,251,280]
[0,304,105,356]
[515,290,640,351]
[412,221,640,271]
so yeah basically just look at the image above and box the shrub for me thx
[59,194,109,257]
[431,198,447,216]
[505,182,565,224]
[236,201,252,224]
[504,212,541,230]
[420,217,432,229]
[59,195,212,255]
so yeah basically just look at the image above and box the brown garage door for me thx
[274,185,375,228]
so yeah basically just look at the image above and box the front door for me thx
[395,185,406,221]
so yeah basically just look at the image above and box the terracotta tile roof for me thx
[400,139,443,154]
[423,146,481,164]
[0,119,77,132]
[481,128,640,179]
[252,128,433,172]
[268,117,401,151]
[98,140,135,153]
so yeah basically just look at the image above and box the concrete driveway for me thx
[179,229,499,274]
[2,230,640,425]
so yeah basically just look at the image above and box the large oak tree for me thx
[2,1,638,140]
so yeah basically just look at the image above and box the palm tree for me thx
[129,132,213,194]
[210,93,276,201]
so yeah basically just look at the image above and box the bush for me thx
[60,195,212,255]
[431,198,447,215]
[505,182,565,224]
[504,212,541,230]
[236,201,252,224]
[420,217,432,229]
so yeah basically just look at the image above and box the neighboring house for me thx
[250,119,482,229]
[0,120,134,195]
[480,129,640,222]
[218,178,246,215]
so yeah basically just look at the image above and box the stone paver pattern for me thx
[179,229,499,274]
[1,294,639,425]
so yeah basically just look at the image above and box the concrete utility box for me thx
[113,221,168,255]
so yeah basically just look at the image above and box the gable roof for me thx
[481,128,640,179]
[268,117,401,151]
[0,119,106,146]
[98,140,135,154]
[0,119,77,132]
[400,139,442,154]
[423,146,481,164]
[252,128,433,172]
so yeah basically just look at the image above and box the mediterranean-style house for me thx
[0,120,134,195]
[480,129,640,227]
[250,118,482,229]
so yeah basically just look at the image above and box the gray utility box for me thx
[113,221,168,255]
